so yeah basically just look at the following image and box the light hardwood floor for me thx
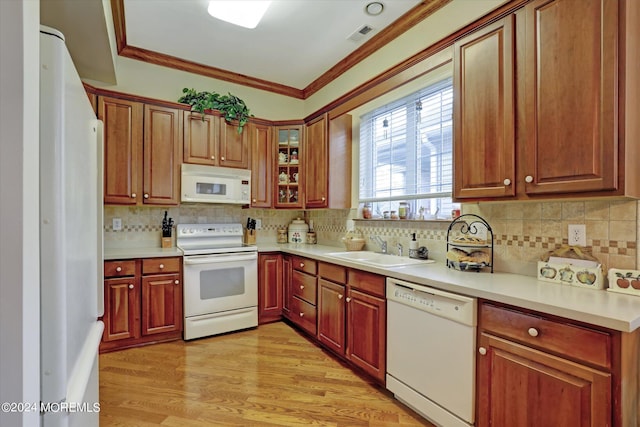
[99,322,435,426]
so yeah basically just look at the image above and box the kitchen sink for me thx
[325,251,434,268]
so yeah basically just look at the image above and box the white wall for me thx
[0,1,41,426]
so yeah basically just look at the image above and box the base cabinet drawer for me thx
[292,270,317,304]
[290,296,317,336]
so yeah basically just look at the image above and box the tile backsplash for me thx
[104,199,638,277]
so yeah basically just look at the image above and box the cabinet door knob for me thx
[478,347,487,356]
[321,197,326,202]
[116,266,122,272]
[159,264,164,269]
[131,193,137,198]
[300,285,304,290]
[346,297,352,303]
[528,327,539,337]
[338,294,343,299]
[221,156,225,161]
[300,263,304,268]
[128,284,134,289]
[503,178,511,186]
[252,199,257,203]
[144,193,149,199]
[525,175,534,183]
[299,312,304,317]
[211,155,215,160]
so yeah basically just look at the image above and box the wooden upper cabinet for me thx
[305,115,329,208]
[219,120,249,169]
[328,114,352,209]
[249,122,273,208]
[183,111,218,165]
[522,0,619,195]
[99,96,143,205]
[143,105,182,205]
[453,16,516,199]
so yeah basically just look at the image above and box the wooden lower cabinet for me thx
[258,253,283,324]
[317,278,346,355]
[282,255,292,317]
[346,286,386,383]
[476,301,640,427]
[101,257,183,352]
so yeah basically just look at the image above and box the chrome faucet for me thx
[370,236,387,254]
[397,243,403,257]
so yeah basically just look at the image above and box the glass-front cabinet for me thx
[275,126,303,208]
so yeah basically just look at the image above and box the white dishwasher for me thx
[386,277,477,427]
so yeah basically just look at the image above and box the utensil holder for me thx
[161,237,172,248]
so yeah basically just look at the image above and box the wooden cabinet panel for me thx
[522,0,619,195]
[142,257,181,275]
[291,256,316,275]
[292,270,317,305]
[328,114,352,209]
[346,288,386,382]
[183,111,218,165]
[477,332,611,427]
[104,260,136,277]
[347,269,385,298]
[249,122,273,207]
[290,296,317,336]
[143,105,182,205]
[318,262,346,284]
[141,273,182,336]
[453,16,516,199]
[258,253,283,324]
[318,279,346,355]
[282,255,292,318]
[99,97,143,205]
[305,115,329,208]
[103,277,139,342]
[219,119,249,169]
[480,302,613,369]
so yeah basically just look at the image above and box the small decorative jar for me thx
[306,231,317,244]
[398,202,408,219]
[362,203,372,219]
[277,228,288,244]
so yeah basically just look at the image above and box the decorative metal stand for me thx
[446,214,494,273]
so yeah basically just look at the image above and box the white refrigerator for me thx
[39,26,104,427]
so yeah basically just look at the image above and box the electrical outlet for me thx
[255,219,262,230]
[112,218,122,231]
[568,224,586,246]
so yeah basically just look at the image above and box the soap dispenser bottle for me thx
[409,233,419,258]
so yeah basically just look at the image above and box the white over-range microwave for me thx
[181,164,251,204]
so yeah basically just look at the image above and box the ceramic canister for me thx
[288,218,309,243]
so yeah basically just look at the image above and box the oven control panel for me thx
[177,223,243,237]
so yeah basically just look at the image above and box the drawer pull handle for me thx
[300,285,304,290]
[299,312,304,317]
[503,178,511,186]
[478,347,487,356]
[174,280,179,285]
[338,294,343,299]
[128,284,134,290]
[159,264,164,269]
[300,263,304,268]
[346,297,352,303]
[528,327,539,337]
[116,266,122,272]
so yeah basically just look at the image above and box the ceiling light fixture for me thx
[365,2,384,16]
[207,0,272,29]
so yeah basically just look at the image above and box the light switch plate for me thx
[112,218,122,231]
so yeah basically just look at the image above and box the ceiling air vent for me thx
[348,24,374,42]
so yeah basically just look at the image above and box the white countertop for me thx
[102,242,640,332]
[266,244,640,333]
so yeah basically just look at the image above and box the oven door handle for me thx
[184,252,258,265]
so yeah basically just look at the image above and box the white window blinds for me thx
[359,77,454,218]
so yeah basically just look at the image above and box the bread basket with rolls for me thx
[341,230,366,251]
[446,214,494,272]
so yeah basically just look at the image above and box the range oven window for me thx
[200,267,244,299]
[196,182,227,195]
